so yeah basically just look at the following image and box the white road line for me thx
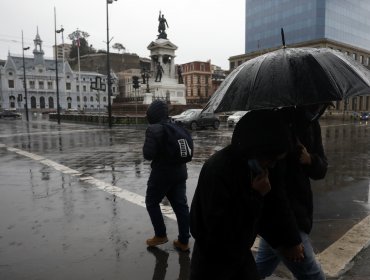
[316,181,370,278]
[2,145,176,221]
[2,143,370,277]
[0,128,109,139]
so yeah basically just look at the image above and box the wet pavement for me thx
[0,114,369,279]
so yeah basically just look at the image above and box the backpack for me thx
[162,122,194,164]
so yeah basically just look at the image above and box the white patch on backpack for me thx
[178,139,191,157]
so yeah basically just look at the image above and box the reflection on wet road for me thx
[0,117,369,279]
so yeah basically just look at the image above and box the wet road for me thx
[0,115,369,279]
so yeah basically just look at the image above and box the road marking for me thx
[2,145,177,221]
[0,128,110,139]
[2,143,370,277]
[316,181,370,278]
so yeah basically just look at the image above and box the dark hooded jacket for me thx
[258,119,327,248]
[143,100,187,184]
[189,110,290,280]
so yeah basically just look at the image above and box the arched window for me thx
[90,96,94,102]
[31,96,37,108]
[48,97,54,108]
[83,96,87,102]
[40,97,45,108]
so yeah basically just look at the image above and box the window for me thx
[90,96,93,102]
[8,72,13,76]
[113,87,116,93]
[103,97,107,102]
[77,96,80,102]
[66,82,71,90]
[39,81,44,89]
[83,96,87,102]
[29,81,35,89]
[76,85,80,92]
[8,80,14,88]
[48,81,53,89]
[83,85,87,92]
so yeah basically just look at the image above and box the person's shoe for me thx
[146,236,168,247]
[173,239,190,252]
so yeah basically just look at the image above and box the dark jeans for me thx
[146,179,190,244]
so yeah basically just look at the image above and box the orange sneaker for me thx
[173,239,190,252]
[146,236,168,247]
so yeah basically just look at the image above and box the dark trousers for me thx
[146,180,190,244]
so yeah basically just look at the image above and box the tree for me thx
[68,30,95,58]
[112,42,125,53]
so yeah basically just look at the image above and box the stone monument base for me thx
[143,76,186,105]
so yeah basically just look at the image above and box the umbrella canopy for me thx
[205,47,370,113]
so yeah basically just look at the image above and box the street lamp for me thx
[54,7,62,124]
[21,30,30,122]
[106,0,117,128]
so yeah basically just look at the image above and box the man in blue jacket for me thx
[143,100,191,252]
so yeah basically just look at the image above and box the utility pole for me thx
[106,0,118,128]
[21,31,30,122]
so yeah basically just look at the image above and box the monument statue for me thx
[158,11,169,39]
[155,62,164,82]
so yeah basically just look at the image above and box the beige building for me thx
[53,43,72,60]
[229,39,370,113]
[180,61,212,104]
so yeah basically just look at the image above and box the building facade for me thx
[244,0,370,55]
[181,61,212,104]
[229,0,370,112]
[53,43,72,60]
[0,31,118,112]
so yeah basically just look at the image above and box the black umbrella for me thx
[204,47,370,113]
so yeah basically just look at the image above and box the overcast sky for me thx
[0,0,245,69]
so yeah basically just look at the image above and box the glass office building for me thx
[245,0,370,54]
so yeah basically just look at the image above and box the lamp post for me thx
[106,0,117,128]
[21,31,30,122]
[54,7,62,124]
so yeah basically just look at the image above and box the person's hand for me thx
[280,243,305,262]
[298,144,312,165]
[251,170,271,196]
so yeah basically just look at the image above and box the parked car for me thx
[0,110,22,119]
[171,109,197,120]
[359,112,369,121]
[173,109,220,130]
[227,111,248,127]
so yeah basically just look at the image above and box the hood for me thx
[231,110,291,159]
[146,100,169,124]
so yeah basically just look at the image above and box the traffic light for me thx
[132,76,140,89]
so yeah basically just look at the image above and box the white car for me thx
[227,111,248,127]
[171,109,199,120]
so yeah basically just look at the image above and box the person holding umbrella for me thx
[256,104,328,280]
[189,110,291,280]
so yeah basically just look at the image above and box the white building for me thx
[0,30,118,112]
